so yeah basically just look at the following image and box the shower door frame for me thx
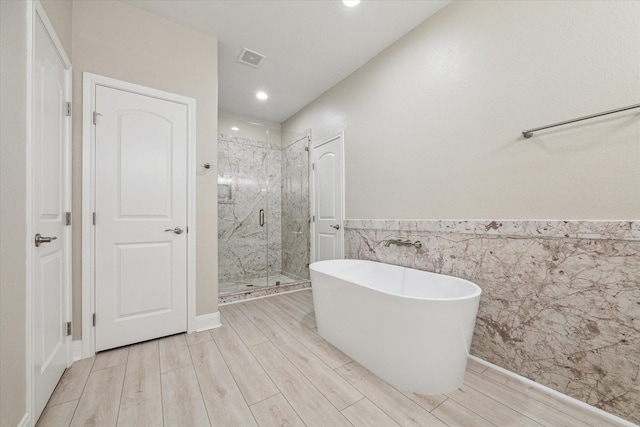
[217,133,271,291]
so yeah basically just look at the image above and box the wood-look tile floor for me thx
[38,290,623,427]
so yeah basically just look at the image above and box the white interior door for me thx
[32,6,71,421]
[313,134,344,261]
[94,84,189,352]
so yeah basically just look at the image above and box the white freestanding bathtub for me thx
[310,259,482,394]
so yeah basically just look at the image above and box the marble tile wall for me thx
[344,219,640,424]
[217,134,282,282]
[281,130,311,280]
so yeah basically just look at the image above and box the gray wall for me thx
[0,1,29,425]
[40,0,72,56]
[283,1,640,220]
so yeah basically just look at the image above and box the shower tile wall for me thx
[344,219,640,424]
[281,130,311,280]
[217,134,282,282]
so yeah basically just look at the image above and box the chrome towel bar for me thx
[522,102,640,138]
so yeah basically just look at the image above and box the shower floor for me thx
[219,272,306,295]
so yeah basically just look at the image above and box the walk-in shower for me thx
[217,116,311,299]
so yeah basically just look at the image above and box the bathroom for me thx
[1,0,638,426]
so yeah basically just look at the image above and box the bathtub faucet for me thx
[383,239,422,249]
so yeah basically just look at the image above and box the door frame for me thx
[81,73,197,358]
[27,2,73,424]
[310,132,345,262]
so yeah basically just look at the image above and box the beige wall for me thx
[0,1,29,425]
[284,0,640,220]
[72,0,219,338]
[39,0,72,57]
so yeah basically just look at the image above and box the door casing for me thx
[81,73,197,358]
[310,132,345,262]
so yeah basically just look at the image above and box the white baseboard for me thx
[17,413,30,427]
[195,312,221,332]
[469,355,637,427]
[72,340,83,362]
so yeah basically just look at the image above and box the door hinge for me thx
[65,212,71,226]
[304,146,309,152]
[92,313,96,327]
[65,102,71,117]
[93,111,102,125]
[312,163,315,170]
[92,212,96,226]
[66,321,72,336]
[312,215,315,222]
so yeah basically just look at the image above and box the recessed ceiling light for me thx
[343,0,360,7]
[231,126,239,131]
[256,91,268,100]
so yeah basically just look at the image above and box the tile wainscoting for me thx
[344,219,639,424]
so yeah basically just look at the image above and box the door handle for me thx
[164,226,184,235]
[259,209,265,227]
[330,224,340,230]
[34,233,57,247]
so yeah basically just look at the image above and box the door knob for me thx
[165,226,184,235]
[330,224,340,230]
[34,233,57,247]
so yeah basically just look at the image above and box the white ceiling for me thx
[123,0,450,124]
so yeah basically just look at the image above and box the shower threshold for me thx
[219,273,311,304]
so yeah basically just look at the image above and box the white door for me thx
[94,85,188,351]
[32,6,72,421]
[313,134,344,261]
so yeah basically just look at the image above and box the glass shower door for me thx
[218,117,311,296]
[217,131,269,292]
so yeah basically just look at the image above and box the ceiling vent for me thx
[238,48,266,68]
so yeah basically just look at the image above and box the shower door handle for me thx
[259,209,265,227]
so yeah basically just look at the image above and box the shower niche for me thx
[217,116,310,298]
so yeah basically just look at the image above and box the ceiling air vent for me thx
[238,48,266,68]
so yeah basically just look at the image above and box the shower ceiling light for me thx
[343,0,361,7]
[231,126,239,131]
[256,91,268,100]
